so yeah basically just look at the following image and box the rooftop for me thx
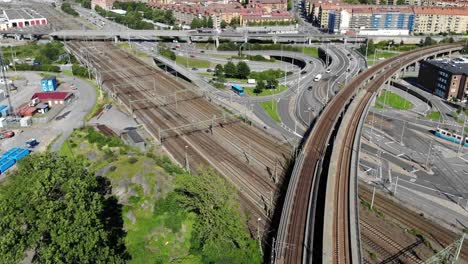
[426,57,468,75]
[3,9,45,20]
[31,92,72,101]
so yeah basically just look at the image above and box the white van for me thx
[314,74,322,82]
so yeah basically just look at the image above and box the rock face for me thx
[126,210,136,225]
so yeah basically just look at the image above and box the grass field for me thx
[176,56,211,68]
[259,101,280,123]
[425,111,442,121]
[367,51,399,65]
[245,85,287,96]
[302,47,319,57]
[377,90,413,110]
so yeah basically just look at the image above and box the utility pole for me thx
[400,120,406,146]
[394,175,400,196]
[185,145,190,174]
[457,117,466,157]
[257,218,263,257]
[371,185,376,210]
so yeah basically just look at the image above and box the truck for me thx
[314,74,322,82]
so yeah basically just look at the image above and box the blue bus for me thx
[231,84,244,96]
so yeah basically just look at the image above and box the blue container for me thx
[2,147,20,159]
[0,105,9,117]
[40,77,58,92]
[8,148,30,161]
[0,157,15,173]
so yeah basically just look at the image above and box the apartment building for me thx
[413,7,468,34]
[314,2,468,34]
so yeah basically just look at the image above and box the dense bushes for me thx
[85,127,124,149]
[158,46,176,60]
[75,0,91,8]
[95,6,154,30]
[113,2,175,25]
[61,3,79,17]
[12,63,60,72]
[72,64,92,78]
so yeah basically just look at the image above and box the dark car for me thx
[192,68,198,71]
[25,139,39,148]
[308,86,313,91]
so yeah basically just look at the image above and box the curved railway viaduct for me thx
[272,43,464,264]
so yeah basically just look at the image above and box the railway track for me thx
[66,41,291,228]
[359,184,468,261]
[274,43,462,263]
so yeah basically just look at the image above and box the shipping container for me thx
[0,157,15,173]
[2,147,19,158]
[0,105,9,117]
[40,76,58,92]
[4,147,30,161]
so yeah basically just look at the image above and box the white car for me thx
[325,69,331,73]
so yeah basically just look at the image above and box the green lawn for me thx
[302,47,319,57]
[245,85,288,96]
[176,56,211,68]
[367,51,399,65]
[259,101,280,123]
[425,111,442,121]
[377,90,413,110]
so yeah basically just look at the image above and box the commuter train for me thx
[434,128,468,147]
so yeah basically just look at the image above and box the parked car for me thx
[192,68,198,71]
[207,69,213,72]
[25,138,39,148]
[1,130,14,138]
[326,69,331,73]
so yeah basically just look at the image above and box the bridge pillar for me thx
[308,38,312,45]
[14,34,21,41]
[114,35,119,43]
[215,36,219,48]
[273,36,277,44]
[244,36,248,44]
[0,34,3,40]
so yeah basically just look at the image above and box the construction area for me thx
[66,41,293,230]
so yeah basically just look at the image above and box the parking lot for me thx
[0,72,97,154]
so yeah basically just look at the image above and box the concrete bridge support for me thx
[114,35,119,43]
[215,36,219,48]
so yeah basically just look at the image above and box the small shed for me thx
[20,117,32,127]
[40,76,58,92]
[121,128,145,151]
[36,103,49,114]
[31,92,73,105]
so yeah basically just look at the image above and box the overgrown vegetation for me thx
[0,154,128,263]
[60,128,262,263]
[75,0,91,8]
[2,41,70,65]
[260,101,280,123]
[425,111,442,121]
[377,90,413,110]
[218,42,304,52]
[113,2,176,26]
[61,3,79,17]
[191,17,213,29]
[95,5,154,29]
[72,64,92,78]
[158,45,176,60]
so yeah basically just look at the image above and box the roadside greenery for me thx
[2,41,69,65]
[12,64,61,72]
[61,3,79,17]
[377,90,413,110]
[75,0,91,8]
[176,56,211,68]
[231,54,276,62]
[112,2,176,25]
[72,64,92,78]
[218,42,303,52]
[191,17,214,29]
[215,61,251,79]
[260,101,280,123]
[60,128,262,263]
[95,5,154,29]
[425,111,442,121]
[158,45,176,60]
[0,154,128,263]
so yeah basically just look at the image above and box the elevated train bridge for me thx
[273,43,464,264]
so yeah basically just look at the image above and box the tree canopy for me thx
[0,154,128,263]
[236,61,251,79]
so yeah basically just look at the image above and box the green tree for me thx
[358,39,375,56]
[423,36,436,46]
[254,80,265,94]
[191,18,202,29]
[0,154,128,263]
[174,170,262,263]
[236,61,251,79]
[266,78,279,89]
[207,16,214,28]
[220,20,228,29]
[396,0,405,4]
[224,61,237,78]
[214,64,224,77]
